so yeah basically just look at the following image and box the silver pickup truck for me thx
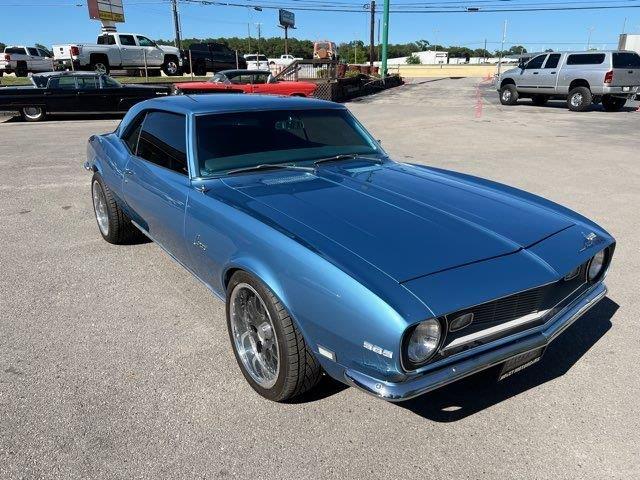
[498,50,640,111]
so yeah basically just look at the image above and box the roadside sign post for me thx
[278,9,295,56]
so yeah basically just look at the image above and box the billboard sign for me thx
[88,0,125,23]
[279,9,295,28]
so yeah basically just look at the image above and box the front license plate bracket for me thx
[498,347,546,381]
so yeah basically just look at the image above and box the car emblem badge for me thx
[363,341,393,359]
[193,234,207,251]
[580,231,602,252]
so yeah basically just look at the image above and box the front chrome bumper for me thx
[344,282,607,402]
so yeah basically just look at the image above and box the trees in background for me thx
[156,35,528,62]
[0,41,5,51]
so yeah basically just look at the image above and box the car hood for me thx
[218,161,574,283]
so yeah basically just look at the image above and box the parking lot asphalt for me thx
[1,78,639,479]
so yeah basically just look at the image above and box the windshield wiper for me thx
[226,163,313,176]
[313,154,384,167]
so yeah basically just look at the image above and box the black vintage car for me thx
[181,43,247,76]
[0,71,170,122]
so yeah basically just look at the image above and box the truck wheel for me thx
[21,106,46,122]
[601,95,626,112]
[15,61,28,77]
[567,87,592,112]
[162,56,180,76]
[531,94,549,106]
[194,62,206,77]
[226,271,322,402]
[91,60,110,75]
[499,84,518,105]
[91,173,142,244]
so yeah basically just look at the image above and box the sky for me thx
[2,0,640,53]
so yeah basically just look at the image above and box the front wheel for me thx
[601,95,627,112]
[162,56,180,76]
[226,271,321,402]
[499,84,518,105]
[567,87,592,112]
[21,106,46,122]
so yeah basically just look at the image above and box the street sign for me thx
[279,9,295,28]
[88,0,125,23]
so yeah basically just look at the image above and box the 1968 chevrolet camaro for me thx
[85,94,615,402]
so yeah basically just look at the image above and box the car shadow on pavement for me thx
[285,374,348,404]
[398,297,618,422]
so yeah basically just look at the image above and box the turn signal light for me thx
[604,70,614,84]
[3,54,9,61]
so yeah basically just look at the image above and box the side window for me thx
[37,48,51,58]
[566,53,606,65]
[119,35,136,46]
[49,76,77,89]
[27,48,39,56]
[137,36,155,47]
[229,74,252,84]
[544,54,561,69]
[252,73,270,84]
[77,76,99,89]
[122,114,145,154]
[136,112,188,175]
[525,55,546,69]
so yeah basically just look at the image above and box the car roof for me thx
[33,71,101,78]
[133,94,342,116]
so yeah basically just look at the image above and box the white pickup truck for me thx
[52,32,182,76]
[0,46,53,77]
[268,54,303,67]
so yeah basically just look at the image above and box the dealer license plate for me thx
[498,347,545,381]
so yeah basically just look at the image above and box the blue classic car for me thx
[85,94,615,402]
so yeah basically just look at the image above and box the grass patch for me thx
[1,75,210,87]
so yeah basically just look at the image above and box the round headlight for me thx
[406,319,442,365]
[588,249,606,281]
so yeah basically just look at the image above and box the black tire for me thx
[90,59,110,75]
[194,61,206,77]
[15,61,28,77]
[499,84,518,105]
[531,94,549,106]
[20,106,46,122]
[226,271,322,402]
[601,95,626,112]
[567,86,592,112]
[91,173,141,244]
[162,56,180,76]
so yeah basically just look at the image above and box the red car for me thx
[174,69,318,97]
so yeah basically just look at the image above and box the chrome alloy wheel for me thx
[22,106,43,120]
[93,62,108,75]
[570,93,583,107]
[502,89,512,102]
[92,180,109,236]
[230,283,280,388]
[165,61,178,75]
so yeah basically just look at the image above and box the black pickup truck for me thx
[0,71,170,121]
[181,43,247,76]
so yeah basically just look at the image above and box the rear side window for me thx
[5,47,27,55]
[97,35,116,45]
[525,55,546,69]
[566,53,606,65]
[123,115,144,154]
[27,48,39,56]
[49,76,77,89]
[77,76,99,89]
[613,52,640,68]
[119,35,136,46]
[544,54,561,69]
[137,112,188,175]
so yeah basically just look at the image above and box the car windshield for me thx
[196,109,381,176]
[209,73,227,83]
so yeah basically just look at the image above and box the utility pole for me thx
[484,38,487,63]
[497,20,507,78]
[587,26,595,50]
[622,17,627,34]
[381,0,390,78]
[256,23,262,55]
[171,0,182,49]
[369,1,376,68]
